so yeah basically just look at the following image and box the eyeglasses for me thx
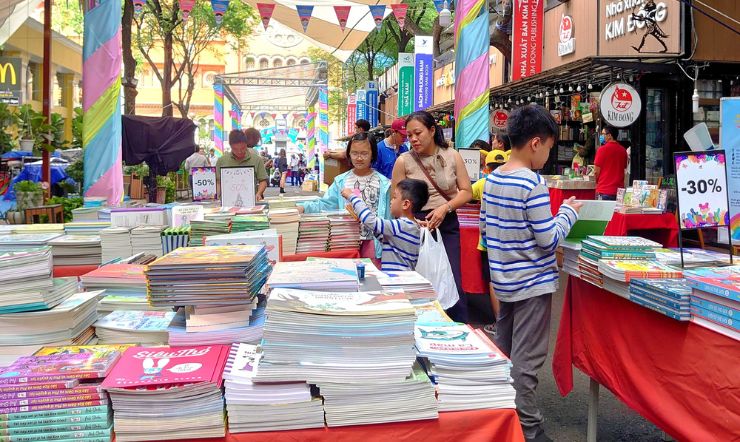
[350,151,371,159]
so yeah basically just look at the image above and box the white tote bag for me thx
[415,228,460,310]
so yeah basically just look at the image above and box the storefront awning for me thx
[239,0,391,62]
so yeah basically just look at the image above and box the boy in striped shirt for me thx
[480,105,582,442]
[342,179,428,272]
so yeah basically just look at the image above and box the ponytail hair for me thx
[406,111,448,148]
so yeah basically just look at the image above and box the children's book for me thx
[0,349,122,384]
[684,266,740,302]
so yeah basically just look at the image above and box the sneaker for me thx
[525,429,553,442]
[279,188,286,194]
[483,323,497,337]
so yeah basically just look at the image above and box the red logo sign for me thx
[610,86,633,112]
[492,110,509,129]
[559,15,573,43]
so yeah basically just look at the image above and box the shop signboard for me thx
[365,81,379,128]
[599,0,682,57]
[491,108,509,130]
[356,89,367,121]
[414,36,433,111]
[558,15,575,56]
[599,82,642,128]
[511,0,544,81]
[0,57,21,105]
[398,52,415,116]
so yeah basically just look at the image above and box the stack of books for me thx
[685,266,740,341]
[456,203,481,228]
[377,271,437,304]
[11,224,65,236]
[94,310,175,344]
[102,345,230,441]
[161,226,191,254]
[415,324,516,411]
[205,230,282,266]
[71,206,101,222]
[267,261,359,292]
[578,236,661,287]
[268,209,299,255]
[231,214,270,233]
[296,214,330,254]
[653,247,731,267]
[0,277,77,315]
[257,289,436,426]
[0,248,55,311]
[599,260,682,298]
[130,226,165,257]
[100,226,132,263]
[629,278,692,321]
[80,264,170,315]
[0,345,122,441]
[48,235,102,266]
[0,233,63,250]
[167,305,266,346]
[63,222,110,236]
[189,220,231,247]
[224,343,324,432]
[327,213,361,251]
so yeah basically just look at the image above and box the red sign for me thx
[256,3,275,30]
[511,0,544,81]
[346,94,357,136]
[491,109,509,130]
[334,6,351,32]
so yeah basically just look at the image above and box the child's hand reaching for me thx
[340,188,353,200]
[564,196,583,213]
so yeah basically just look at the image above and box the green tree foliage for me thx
[306,48,345,126]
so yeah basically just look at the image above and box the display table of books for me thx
[552,275,740,441]
[53,265,100,278]
[281,248,361,262]
[602,212,679,247]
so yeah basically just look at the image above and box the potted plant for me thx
[0,103,20,153]
[11,180,44,223]
[17,105,42,152]
[37,113,69,153]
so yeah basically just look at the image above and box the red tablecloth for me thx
[53,265,99,278]
[281,249,360,262]
[552,276,740,441]
[603,212,678,247]
[178,409,523,442]
[548,188,596,216]
[460,224,487,294]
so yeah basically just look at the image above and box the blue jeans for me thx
[596,193,617,201]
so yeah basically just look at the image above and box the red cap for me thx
[391,118,407,136]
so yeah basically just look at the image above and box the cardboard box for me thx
[323,156,351,186]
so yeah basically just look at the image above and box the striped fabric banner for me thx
[318,87,329,152]
[454,0,490,149]
[213,82,224,156]
[306,109,316,168]
[230,103,240,131]
[82,0,123,204]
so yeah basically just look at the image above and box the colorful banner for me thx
[511,0,544,81]
[454,0,490,149]
[398,52,414,116]
[179,0,195,21]
[334,6,351,32]
[347,94,357,136]
[132,0,146,16]
[675,151,729,229]
[433,0,445,13]
[213,82,224,156]
[721,98,740,242]
[296,5,314,33]
[365,81,378,128]
[319,86,329,152]
[356,89,367,122]
[306,108,316,168]
[369,5,386,31]
[230,102,241,131]
[256,3,275,30]
[391,4,409,29]
[414,36,433,111]
[210,0,230,26]
[83,0,123,205]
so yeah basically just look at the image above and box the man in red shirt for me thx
[594,126,628,200]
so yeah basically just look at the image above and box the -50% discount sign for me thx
[674,151,729,229]
[191,167,217,201]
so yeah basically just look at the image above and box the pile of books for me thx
[415,324,516,411]
[48,235,102,266]
[257,289,435,426]
[578,236,661,287]
[0,276,77,315]
[599,260,682,298]
[71,206,101,221]
[130,226,165,257]
[0,247,55,312]
[456,203,481,228]
[268,209,299,255]
[231,214,270,232]
[616,180,668,214]
[63,222,110,236]
[377,271,437,304]
[0,345,121,441]
[167,305,266,346]
[685,266,740,341]
[81,264,171,315]
[102,345,230,441]
[267,260,359,292]
[327,213,361,251]
[224,343,324,432]
[296,214,330,254]
[94,310,175,344]
[0,233,63,250]
[100,226,132,262]
[629,278,691,321]
[189,219,231,247]
[161,226,191,254]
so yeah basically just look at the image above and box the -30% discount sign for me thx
[674,151,729,229]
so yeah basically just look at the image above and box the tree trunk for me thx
[432,18,442,57]
[161,34,174,117]
[121,0,137,115]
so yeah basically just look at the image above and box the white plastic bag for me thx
[415,228,460,310]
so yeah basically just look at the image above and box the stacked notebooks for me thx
[0,233,62,250]
[267,260,359,292]
[231,215,270,233]
[578,236,661,287]
[100,227,132,263]
[628,278,692,321]
[130,226,165,257]
[189,220,231,247]
[268,209,300,256]
[94,310,175,344]
[685,266,740,341]
[327,213,361,251]
[296,214,330,254]
[81,264,172,315]
[48,235,102,266]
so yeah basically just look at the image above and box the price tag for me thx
[675,151,729,229]
[458,148,481,182]
[191,167,217,201]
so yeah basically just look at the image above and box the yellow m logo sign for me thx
[0,63,17,85]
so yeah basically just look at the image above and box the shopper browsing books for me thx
[480,104,582,442]
[594,125,628,200]
[297,133,391,263]
[341,178,428,272]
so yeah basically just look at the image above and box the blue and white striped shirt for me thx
[349,195,421,272]
[480,168,578,302]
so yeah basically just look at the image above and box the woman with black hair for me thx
[297,133,391,263]
[391,111,473,322]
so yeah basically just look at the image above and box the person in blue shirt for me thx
[373,118,409,179]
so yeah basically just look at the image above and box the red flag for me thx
[179,0,195,21]
[334,6,351,32]
[391,4,408,29]
[256,3,275,31]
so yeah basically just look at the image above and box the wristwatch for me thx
[446,203,453,213]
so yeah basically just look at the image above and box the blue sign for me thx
[365,81,378,128]
[356,89,367,121]
[721,97,740,242]
[414,36,433,111]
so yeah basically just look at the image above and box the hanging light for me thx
[545,90,549,97]
[568,85,574,92]
[508,97,512,103]
[439,0,452,27]
[553,87,558,95]
[559,85,564,94]
[588,82,593,90]
[576,84,582,92]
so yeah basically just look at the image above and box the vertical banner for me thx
[256,3,275,30]
[334,6,351,32]
[210,0,230,26]
[213,82,224,156]
[511,0,544,81]
[414,36,434,111]
[369,5,386,31]
[319,87,329,153]
[454,0,490,149]
[391,4,409,28]
[398,52,414,116]
[347,94,357,136]
[365,81,379,128]
[356,89,367,121]
[83,0,123,205]
[721,97,740,242]
[306,108,317,167]
[180,0,195,21]
[296,5,314,32]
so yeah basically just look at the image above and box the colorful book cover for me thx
[33,346,131,357]
[0,350,121,385]
[0,405,109,423]
[630,294,689,321]
[94,311,176,332]
[0,417,111,436]
[80,265,146,282]
[266,289,415,316]
[0,384,101,401]
[101,345,230,389]
[586,236,662,249]
[684,266,740,302]
[629,286,689,310]
[630,278,691,301]
[267,261,358,286]
[0,412,109,430]
[414,324,507,359]
[0,424,111,442]
[0,382,78,395]
[691,306,739,331]
[223,343,261,382]
[147,245,263,268]
[0,399,108,415]
[690,291,739,319]
[0,392,106,408]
